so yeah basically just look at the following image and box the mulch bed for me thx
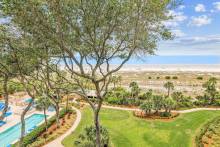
[133,110,180,121]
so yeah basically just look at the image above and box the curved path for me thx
[44,107,81,147]
[102,105,220,113]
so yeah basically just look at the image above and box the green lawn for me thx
[62,107,220,147]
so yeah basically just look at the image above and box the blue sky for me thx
[158,0,220,55]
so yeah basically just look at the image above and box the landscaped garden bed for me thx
[133,110,179,120]
[195,116,220,147]
[12,108,76,147]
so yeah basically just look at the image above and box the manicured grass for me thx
[62,107,220,147]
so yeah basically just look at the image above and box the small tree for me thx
[111,76,120,89]
[129,82,141,100]
[153,95,164,114]
[35,95,52,131]
[163,97,176,113]
[75,125,109,147]
[172,92,184,103]
[202,77,219,104]
[140,100,154,114]
[164,82,174,97]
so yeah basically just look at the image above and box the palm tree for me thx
[129,81,140,100]
[164,97,176,113]
[35,95,52,131]
[111,75,122,89]
[164,82,174,97]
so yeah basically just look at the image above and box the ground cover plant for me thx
[195,117,220,147]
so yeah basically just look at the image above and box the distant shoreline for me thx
[116,64,220,73]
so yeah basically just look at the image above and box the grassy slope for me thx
[62,107,220,147]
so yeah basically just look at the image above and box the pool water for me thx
[0,114,44,146]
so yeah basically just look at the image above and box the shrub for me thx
[148,76,152,79]
[159,112,171,117]
[172,76,178,79]
[195,117,220,147]
[107,96,123,105]
[197,76,203,80]
[74,125,109,147]
[156,77,160,79]
[165,76,171,80]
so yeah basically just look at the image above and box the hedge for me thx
[12,108,74,147]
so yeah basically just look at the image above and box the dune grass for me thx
[62,107,220,147]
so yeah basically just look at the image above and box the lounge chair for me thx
[0,120,6,127]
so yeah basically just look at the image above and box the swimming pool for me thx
[0,114,44,147]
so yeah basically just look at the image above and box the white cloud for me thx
[158,35,220,55]
[178,5,185,10]
[179,35,220,45]
[188,15,212,27]
[172,29,186,37]
[213,2,220,11]
[164,10,187,28]
[195,4,206,12]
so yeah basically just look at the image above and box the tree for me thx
[3,0,176,146]
[111,75,121,89]
[203,77,219,104]
[35,95,52,131]
[75,125,109,147]
[143,89,153,101]
[111,76,119,89]
[172,91,184,103]
[163,97,176,113]
[152,95,164,114]
[0,25,49,146]
[0,25,16,120]
[129,82,141,100]
[164,82,174,97]
[140,100,154,114]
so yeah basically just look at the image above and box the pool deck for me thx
[0,104,55,133]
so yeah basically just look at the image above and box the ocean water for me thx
[112,56,220,64]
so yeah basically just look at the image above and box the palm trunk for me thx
[0,75,9,120]
[167,88,170,97]
[19,99,33,147]
[43,107,48,131]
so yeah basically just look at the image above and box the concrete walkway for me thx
[44,107,81,147]
[102,105,220,113]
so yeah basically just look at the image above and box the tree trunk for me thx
[55,103,60,128]
[94,109,101,147]
[19,99,33,147]
[43,107,48,131]
[66,95,69,113]
[167,88,170,97]
[0,75,9,120]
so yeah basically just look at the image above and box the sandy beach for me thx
[116,64,220,73]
